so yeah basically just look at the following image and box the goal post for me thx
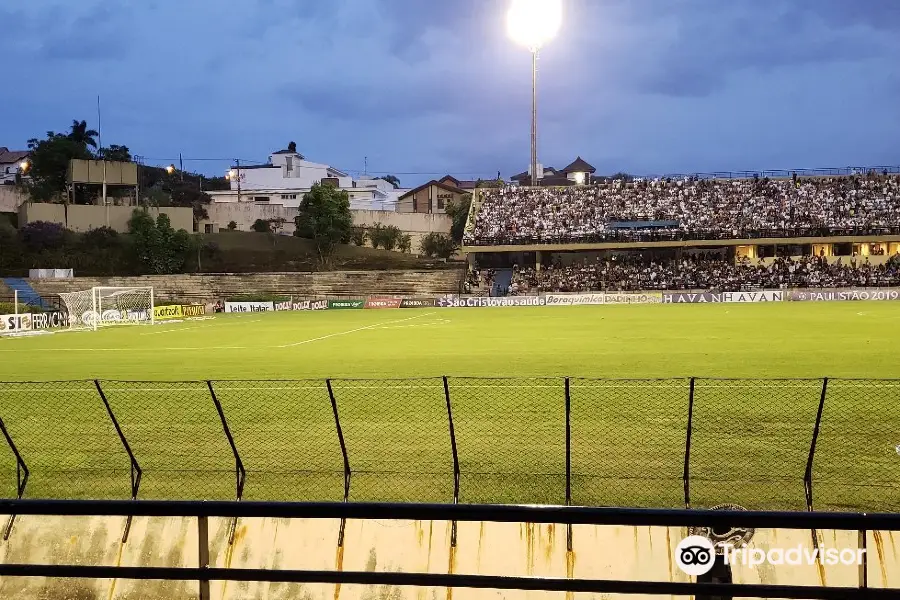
[59,286,155,330]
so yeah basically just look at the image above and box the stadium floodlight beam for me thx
[507,0,562,187]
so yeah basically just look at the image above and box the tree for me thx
[445,193,472,244]
[398,233,412,254]
[167,182,212,224]
[252,219,271,233]
[227,221,237,231]
[287,141,297,153]
[128,210,190,274]
[68,120,99,150]
[294,182,353,262]
[419,232,458,259]
[25,132,93,202]
[102,144,131,162]
[380,174,401,188]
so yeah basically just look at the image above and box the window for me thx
[413,197,418,212]
[204,224,214,234]
[285,157,293,172]
[4,167,9,174]
[280,194,297,200]
[254,196,270,203]
[437,197,445,210]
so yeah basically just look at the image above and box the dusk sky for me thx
[2,0,899,187]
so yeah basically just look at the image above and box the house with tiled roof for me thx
[510,157,598,187]
[0,147,31,185]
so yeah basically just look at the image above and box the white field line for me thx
[276,312,435,348]
[140,320,261,336]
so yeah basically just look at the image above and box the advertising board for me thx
[365,297,403,309]
[0,313,33,333]
[399,298,436,308]
[327,299,365,310]
[31,311,69,329]
[274,299,328,311]
[663,291,784,303]
[225,301,275,313]
[437,296,547,308]
[786,289,900,302]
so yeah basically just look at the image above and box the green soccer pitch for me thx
[0,302,898,510]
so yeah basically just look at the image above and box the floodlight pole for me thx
[530,49,538,187]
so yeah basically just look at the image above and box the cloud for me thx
[3,0,900,183]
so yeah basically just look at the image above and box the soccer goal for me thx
[58,286,155,331]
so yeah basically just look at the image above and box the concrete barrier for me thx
[0,514,896,599]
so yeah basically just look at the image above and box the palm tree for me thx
[68,120,99,149]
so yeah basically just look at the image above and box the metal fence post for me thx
[565,377,573,552]
[198,514,210,600]
[805,378,828,512]
[95,380,142,543]
[0,416,28,541]
[683,378,695,509]
[326,379,351,547]
[207,381,245,545]
[443,377,460,547]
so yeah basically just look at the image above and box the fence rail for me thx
[4,499,900,600]
[0,377,898,512]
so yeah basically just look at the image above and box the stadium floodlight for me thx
[507,0,562,52]
[506,0,562,187]
[58,286,155,331]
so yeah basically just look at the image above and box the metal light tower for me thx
[507,0,563,187]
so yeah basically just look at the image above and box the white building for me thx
[208,145,405,211]
[0,147,30,185]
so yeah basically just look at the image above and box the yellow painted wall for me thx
[0,514,897,599]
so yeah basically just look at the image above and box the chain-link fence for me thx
[0,377,897,511]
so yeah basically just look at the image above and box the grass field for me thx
[0,302,898,511]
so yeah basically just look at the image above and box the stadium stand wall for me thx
[0,186,27,214]
[202,203,452,249]
[17,202,194,233]
[28,269,463,302]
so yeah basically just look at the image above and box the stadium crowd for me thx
[468,173,900,244]
[506,254,900,294]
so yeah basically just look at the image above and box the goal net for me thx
[59,286,155,330]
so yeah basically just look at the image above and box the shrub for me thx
[252,219,271,233]
[227,221,237,231]
[349,226,368,246]
[419,232,458,259]
[398,233,412,254]
[19,221,67,252]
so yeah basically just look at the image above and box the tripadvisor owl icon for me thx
[675,535,715,576]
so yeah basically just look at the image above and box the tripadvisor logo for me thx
[675,535,865,576]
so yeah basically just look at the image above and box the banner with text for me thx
[225,301,275,313]
[154,305,183,320]
[0,313,33,333]
[437,296,547,308]
[787,288,900,302]
[365,297,403,309]
[181,304,206,318]
[400,298,437,308]
[274,299,329,311]
[545,292,662,305]
[663,291,784,303]
[328,299,365,310]
[31,311,70,329]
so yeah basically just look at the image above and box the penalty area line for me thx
[277,312,435,348]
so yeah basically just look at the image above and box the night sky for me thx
[2,0,899,186]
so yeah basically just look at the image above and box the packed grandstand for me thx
[466,172,900,244]
[463,171,900,295]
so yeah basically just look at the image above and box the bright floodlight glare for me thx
[507,0,563,51]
